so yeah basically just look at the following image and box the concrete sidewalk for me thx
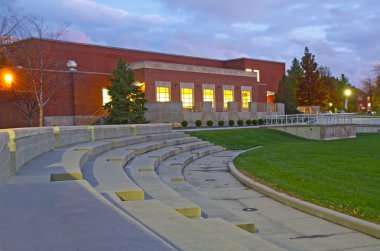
[184,150,380,251]
[0,180,175,251]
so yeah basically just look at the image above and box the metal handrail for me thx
[265,114,354,126]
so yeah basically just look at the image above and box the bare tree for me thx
[7,16,68,127]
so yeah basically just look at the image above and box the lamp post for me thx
[344,89,351,110]
[66,60,78,125]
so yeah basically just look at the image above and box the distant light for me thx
[344,89,351,96]
[368,103,371,107]
[4,73,13,87]
[133,81,145,87]
[329,102,332,107]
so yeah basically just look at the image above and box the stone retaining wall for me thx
[0,124,172,184]
[273,124,356,140]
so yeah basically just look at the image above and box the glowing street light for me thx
[3,73,13,88]
[344,89,351,110]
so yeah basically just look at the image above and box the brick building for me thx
[0,38,285,128]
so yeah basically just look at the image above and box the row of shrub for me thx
[181,119,265,128]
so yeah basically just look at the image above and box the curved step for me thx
[127,155,201,218]
[119,199,249,251]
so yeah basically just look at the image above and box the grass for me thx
[187,128,380,223]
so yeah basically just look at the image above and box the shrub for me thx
[195,120,202,127]
[218,120,225,126]
[245,119,251,126]
[237,119,244,126]
[252,119,258,125]
[181,120,188,127]
[207,120,213,127]
[258,119,264,125]
[228,120,235,126]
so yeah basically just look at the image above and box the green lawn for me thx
[187,128,380,223]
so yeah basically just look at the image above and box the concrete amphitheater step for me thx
[127,156,201,218]
[7,141,113,183]
[163,178,256,232]
[83,149,145,201]
[159,136,200,147]
[119,199,249,251]
[146,131,187,141]
[194,218,286,251]
[0,180,175,251]
[124,141,165,155]
[156,147,255,233]
[157,145,224,177]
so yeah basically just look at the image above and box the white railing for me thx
[265,114,353,126]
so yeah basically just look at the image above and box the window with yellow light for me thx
[203,88,214,108]
[181,87,193,109]
[102,88,111,106]
[156,86,170,102]
[241,90,251,109]
[223,89,233,109]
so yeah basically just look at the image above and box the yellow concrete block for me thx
[50,172,83,182]
[4,129,16,152]
[87,126,95,141]
[175,206,201,218]
[138,168,154,172]
[115,190,144,201]
[236,223,256,233]
[170,177,185,182]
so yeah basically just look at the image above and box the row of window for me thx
[102,84,252,110]
[155,85,251,110]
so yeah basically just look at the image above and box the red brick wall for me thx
[0,38,285,128]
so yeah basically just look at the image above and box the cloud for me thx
[14,0,380,86]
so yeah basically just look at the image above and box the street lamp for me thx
[3,73,13,88]
[344,89,351,110]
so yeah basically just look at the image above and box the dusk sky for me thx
[16,0,380,87]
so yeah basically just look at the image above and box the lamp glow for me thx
[344,89,351,96]
[4,73,13,88]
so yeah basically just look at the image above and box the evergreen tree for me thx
[103,58,146,124]
[297,47,323,106]
[276,58,303,113]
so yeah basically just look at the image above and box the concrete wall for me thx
[0,132,11,183]
[132,124,172,135]
[2,128,55,174]
[0,123,172,183]
[273,125,356,140]
[145,101,285,124]
[89,125,132,141]
[356,125,380,133]
[54,126,90,148]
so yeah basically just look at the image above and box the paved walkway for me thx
[184,150,380,251]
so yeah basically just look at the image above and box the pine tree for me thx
[276,58,303,114]
[103,58,147,124]
[297,47,321,106]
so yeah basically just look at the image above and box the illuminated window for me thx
[241,90,251,109]
[203,89,214,108]
[181,88,193,109]
[102,88,111,106]
[253,69,260,82]
[223,90,234,109]
[156,86,170,102]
